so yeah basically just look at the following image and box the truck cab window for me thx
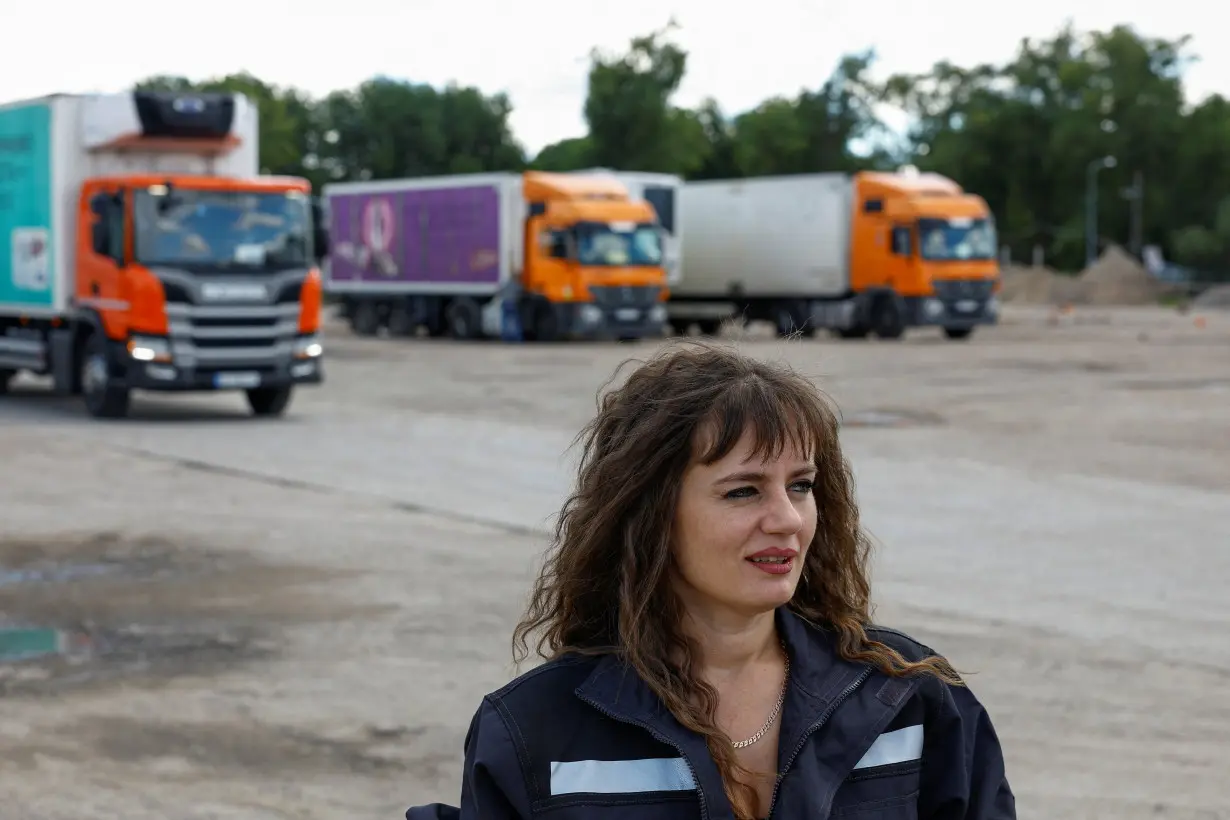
[89,192,124,263]
[548,231,569,259]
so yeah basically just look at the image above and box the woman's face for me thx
[671,427,818,621]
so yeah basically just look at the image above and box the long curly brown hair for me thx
[512,339,959,819]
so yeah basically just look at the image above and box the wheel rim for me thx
[82,353,107,397]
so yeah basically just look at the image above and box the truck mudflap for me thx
[103,336,323,392]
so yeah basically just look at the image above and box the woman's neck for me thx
[682,606,780,675]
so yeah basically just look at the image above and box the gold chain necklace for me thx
[731,642,790,749]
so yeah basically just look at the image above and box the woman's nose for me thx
[760,488,803,535]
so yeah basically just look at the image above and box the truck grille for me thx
[933,279,995,301]
[155,270,306,370]
[588,285,662,309]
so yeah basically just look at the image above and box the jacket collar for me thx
[572,608,910,818]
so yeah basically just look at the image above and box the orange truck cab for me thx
[323,171,669,341]
[674,169,1000,340]
[0,90,325,418]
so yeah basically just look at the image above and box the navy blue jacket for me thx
[407,608,1015,819]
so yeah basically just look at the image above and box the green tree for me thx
[583,21,707,174]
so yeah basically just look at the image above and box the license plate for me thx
[955,299,979,312]
[213,371,261,388]
[615,308,640,321]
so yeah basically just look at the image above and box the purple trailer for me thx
[322,173,523,339]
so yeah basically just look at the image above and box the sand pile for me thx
[998,264,1086,306]
[1191,284,1230,310]
[999,246,1165,306]
[998,264,1060,304]
[1076,245,1164,306]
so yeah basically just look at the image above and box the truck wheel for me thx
[943,327,973,340]
[246,386,293,416]
[870,296,905,340]
[81,334,129,419]
[0,369,13,394]
[387,305,416,337]
[527,299,560,342]
[446,298,482,339]
[351,302,380,336]
[773,301,815,338]
[668,319,691,336]
[696,319,722,336]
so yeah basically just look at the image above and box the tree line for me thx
[138,21,1230,274]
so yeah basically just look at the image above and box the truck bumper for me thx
[905,278,1001,328]
[106,339,324,392]
[904,295,1000,328]
[566,285,669,340]
[566,303,668,340]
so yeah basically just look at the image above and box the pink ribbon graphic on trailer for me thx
[359,196,399,276]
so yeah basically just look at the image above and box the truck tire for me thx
[668,319,691,336]
[81,333,130,419]
[446,298,482,339]
[387,304,416,337]
[943,327,973,340]
[0,369,13,394]
[696,319,722,336]
[773,301,815,338]
[247,386,293,416]
[526,298,560,342]
[351,302,381,336]
[870,295,906,340]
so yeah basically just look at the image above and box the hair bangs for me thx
[693,376,823,467]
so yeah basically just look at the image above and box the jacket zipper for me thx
[765,667,872,819]
[577,693,711,820]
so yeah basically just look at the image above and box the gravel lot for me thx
[1,304,1227,819]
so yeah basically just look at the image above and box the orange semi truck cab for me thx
[0,90,324,418]
[323,171,668,341]
[848,170,999,339]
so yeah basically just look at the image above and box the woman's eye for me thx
[724,486,757,500]
[791,480,816,494]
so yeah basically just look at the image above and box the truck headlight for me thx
[923,298,945,319]
[293,334,323,359]
[579,305,603,325]
[128,335,172,363]
[649,304,667,323]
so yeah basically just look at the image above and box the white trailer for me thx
[671,171,1001,339]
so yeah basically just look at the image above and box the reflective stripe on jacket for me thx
[406,607,1016,819]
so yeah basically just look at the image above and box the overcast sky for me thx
[1,0,1218,154]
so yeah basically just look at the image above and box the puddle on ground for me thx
[0,531,357,695]
[842,409,945,428]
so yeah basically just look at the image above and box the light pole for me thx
[1085,155,1116,267]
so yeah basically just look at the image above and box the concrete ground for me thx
[0,304,1227,819]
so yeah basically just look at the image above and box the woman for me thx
[408,341,1015,819]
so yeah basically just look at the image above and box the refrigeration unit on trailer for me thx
[673,170,1000,339]
[0,90,325,418]
[322,171,669,342]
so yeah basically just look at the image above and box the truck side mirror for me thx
[310,198,329,261]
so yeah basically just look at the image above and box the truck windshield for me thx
[134,188,312,270]
[574,221,663,267]
[917,217,997,261]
